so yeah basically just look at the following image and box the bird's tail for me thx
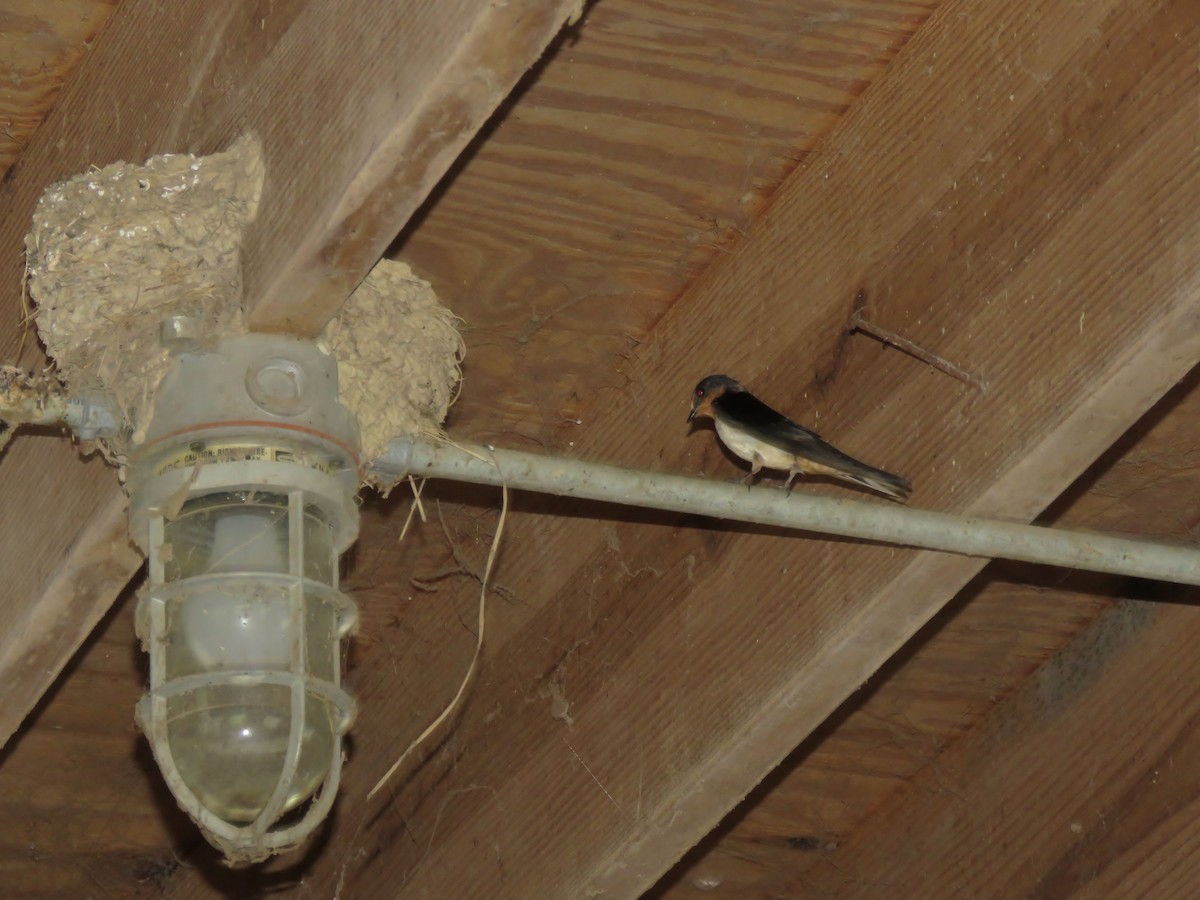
[792,434,913,502]
[834,463,912,503]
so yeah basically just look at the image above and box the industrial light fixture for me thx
[125,329,361,861]
[11,141,465,864]
[0,319,365,860]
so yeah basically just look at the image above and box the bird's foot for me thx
[740,470,761,488]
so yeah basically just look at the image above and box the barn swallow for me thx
[687,374,912,502]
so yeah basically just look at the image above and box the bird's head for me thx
[688,374,741,423]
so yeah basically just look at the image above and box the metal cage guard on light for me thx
[135,492,358,861]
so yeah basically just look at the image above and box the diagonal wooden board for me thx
[318,0,1200,896]
[656,367,1200,899]
[0,0,580,749]
[767,374,1200,898]
[806,595,1200,900]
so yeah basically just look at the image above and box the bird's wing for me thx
[715,390,825,451]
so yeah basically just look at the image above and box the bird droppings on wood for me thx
[543,675,575,726]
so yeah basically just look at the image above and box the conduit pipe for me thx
[378,437,1200,586]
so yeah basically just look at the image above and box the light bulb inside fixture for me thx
[172,497,294,671]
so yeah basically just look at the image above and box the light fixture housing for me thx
[127,331,360,862]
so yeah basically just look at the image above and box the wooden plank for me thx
[0,585,183,900]
[794,596,1200,899]
[0,0,578,750]
[396,0,936,445]
[233,0,586,333]
[0,0,118,176]
[2,2,937,893]
[655,367,1200,898]
[320,0,1200,896]
[0,490,141,744]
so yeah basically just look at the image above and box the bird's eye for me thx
[695,388,704,398]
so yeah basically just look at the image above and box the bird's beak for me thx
[687,406,697,423]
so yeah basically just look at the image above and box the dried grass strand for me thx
[367,481,508,801]
[397,476,427,545]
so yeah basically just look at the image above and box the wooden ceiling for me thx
[2,1,1199,897]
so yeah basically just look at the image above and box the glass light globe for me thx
[137,490,355,856]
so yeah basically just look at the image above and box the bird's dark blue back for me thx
[712,389,823,449]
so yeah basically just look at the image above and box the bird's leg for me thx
[783,454,813,490]
[741,456,764,486]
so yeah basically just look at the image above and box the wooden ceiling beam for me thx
[657,366,1200,898]
[233,0,585,334]
[0,0,578,748]
[780,370,1200,899]
[799,594,1200,899]
[327,0,1200,895]
[0,0,117,175]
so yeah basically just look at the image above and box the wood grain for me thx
[329,0,1200,896]
[235,0,586,333]
[398,0,934,445]
[0,491,141,745]
[656,368,1200,898]
[0,583,185,900]
[0,0,118,176]
[4,0,1199,896]
[794,592,1200,900]
[0,0,930,891]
